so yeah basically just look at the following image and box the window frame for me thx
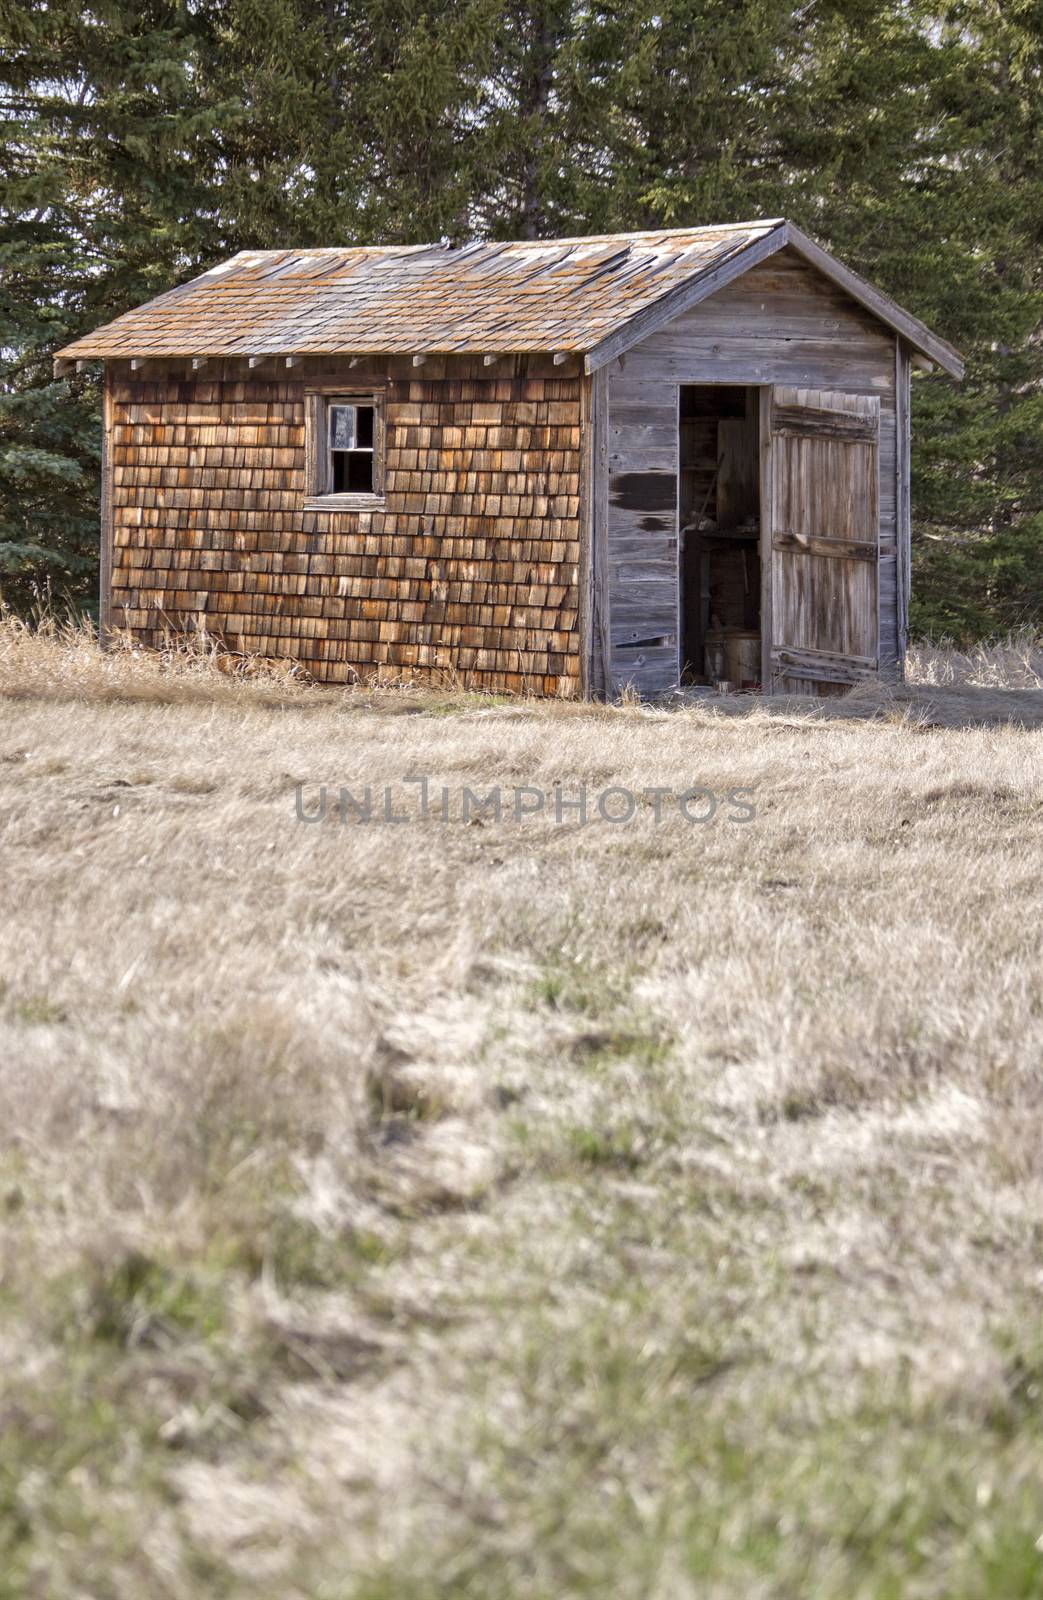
[303,389,385,510]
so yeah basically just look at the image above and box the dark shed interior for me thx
[679,385,762,688]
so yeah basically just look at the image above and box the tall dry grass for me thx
[907,627,1043,689]
[0,609,314,708]
[3,608,1042,717]
[0,616,1041,1598]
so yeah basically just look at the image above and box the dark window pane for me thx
[331,451,373,493]
[355,406,374,449]
[346,451,373,493]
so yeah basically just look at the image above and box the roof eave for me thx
[54,344,590,373]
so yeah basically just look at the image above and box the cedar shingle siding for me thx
[110,361,582,693]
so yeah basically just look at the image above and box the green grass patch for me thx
[55,1246,228,1350]
[0,1355,171,1598]
[425,693,514,716]
[566,1123,647,1172]
[568,1024,674,1070]
[211,1206,398,1290]
[528,955,635,1017]
[10,992,67,1025]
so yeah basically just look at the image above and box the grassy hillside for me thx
[1,622,1041,1599]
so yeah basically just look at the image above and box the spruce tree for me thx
[908,0,1043,637]
[0,0,227,612]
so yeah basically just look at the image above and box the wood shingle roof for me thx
[56,220,964,378]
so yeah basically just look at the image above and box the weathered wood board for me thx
[766,386,880,693]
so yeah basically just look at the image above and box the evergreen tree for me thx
[204,0,497,245]
[470,0,622,237]
[908,0,1043,638]
[0,0,228,612]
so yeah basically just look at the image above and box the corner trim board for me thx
[99,368,114,646]
[591,366,612,697]
[578,371,594,698]
[895,338,912,675]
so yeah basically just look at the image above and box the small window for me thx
[329,401,374,493]
[306,392,384,506]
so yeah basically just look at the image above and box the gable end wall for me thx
[605,249,901,695]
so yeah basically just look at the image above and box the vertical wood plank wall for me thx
[604,354,680,696]
[605,249,901,694]
[107,356,582,695]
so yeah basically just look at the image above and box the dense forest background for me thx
[1,0,1040,639]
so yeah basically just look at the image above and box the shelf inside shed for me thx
[679,385,762,687]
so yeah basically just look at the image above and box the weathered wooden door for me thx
[763,386,880,693]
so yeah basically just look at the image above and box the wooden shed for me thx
[57,219,963,698]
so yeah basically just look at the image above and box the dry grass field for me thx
[1,618,1042,1599]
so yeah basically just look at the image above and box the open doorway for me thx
[679,385,762,688]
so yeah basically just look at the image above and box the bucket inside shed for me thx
[679,385,761,688]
